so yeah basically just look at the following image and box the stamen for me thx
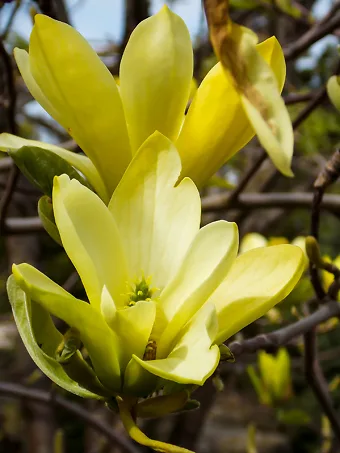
[143,340,157,361]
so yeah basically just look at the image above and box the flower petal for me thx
[53,175,128,309]
[0,133,108,202]
[120,6,193,153]
[7,274,107,398]
[109,132,200,289]
[210,244,305,345]
[25,14,131,193]
[12,263,121,392]
[114,301,156,371]
[157,220,238,357]
[176,36,285,186]
[133,303,219,385]
[206,9,293,177]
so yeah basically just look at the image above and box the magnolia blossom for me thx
[0,7,288,202]
[11,133,304,397]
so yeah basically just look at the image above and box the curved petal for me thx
[209,245,305,345]
[177,37,285,187]
[0,133,108,202]
[157,220,238,357]
[25,14,131,193]
[114,301,156,371]
[12,263,121,392]
[109,132,200,289]
[120,5,193,153]
[14,48,65,125]
[239,232,268,253]
[7,274,107,399]
[134,303,219,385]
[53,175,128,309]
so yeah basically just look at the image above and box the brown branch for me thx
[0,165,19,234]
[284,92,314,105]
[0,382,139,453]
[228,300,340,357]
[304,329,340,440]
[284,12,340,61]
[202,192,340,213]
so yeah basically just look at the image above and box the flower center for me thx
[128,276,154,306]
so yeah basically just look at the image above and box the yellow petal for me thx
[25,14,131,193]
[53,175,128,310]
[176,36,286,186]
[205,4,293,177]
[134,303,219,385]
[0,133,108,202]
[239,232,268,253]
[157,220,238,357]
[120,6,193,153]
[109,132,200,289]
[114,301,156,371]
[13,263,121,392]
[327,75,340,111]
[210,244,305,345]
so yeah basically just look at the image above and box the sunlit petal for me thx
[120,6,193,153]
[53,175,128,309]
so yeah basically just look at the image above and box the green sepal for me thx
[55,327,81,363]
[219,344,235,362]
[7,275,108,399]
[38,196,62,245]
[9,146,92,197]
[136,391,189,419]
[178,399,200,412]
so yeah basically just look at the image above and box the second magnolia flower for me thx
[1,6,288,201]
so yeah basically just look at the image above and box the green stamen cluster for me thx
[128,277,153,306]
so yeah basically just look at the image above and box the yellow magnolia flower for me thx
[248,348,292,406]
[10,132,303,390]
[9,133,303,451]
[0,6,287,200]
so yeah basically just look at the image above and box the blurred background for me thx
[0,0,340,452]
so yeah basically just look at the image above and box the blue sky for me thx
[1,0,334,57]
[2,0,204,44]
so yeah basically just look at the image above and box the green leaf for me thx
[136,391,189,418]
[9,146,92,197]
[7,275,107,399]
[38,196,62,245]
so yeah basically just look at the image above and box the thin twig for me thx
[1,0,21,40]
[304,147,340,444]
[0,382,139,453]
[284,92,314,105]
[0,165,19,234]
[202,191,340,213]
[284,12,340,61]
[229,300,340,357]
[304,330,340,441]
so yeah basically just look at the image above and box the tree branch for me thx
[0,382,139,453]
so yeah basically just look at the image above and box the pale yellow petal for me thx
[120,5,193,153]
[176,37,286,186]
[327,75,340,111]
[53,175,128,309]
[133,303,219,385]
[210,244,305,345]
[13,263,121,392]
[27,14,131,193]
[157,220,238,357]
[109,132,200,289]
[239,232,268,253]
[114,301,156,371]
[0,133,108,202]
